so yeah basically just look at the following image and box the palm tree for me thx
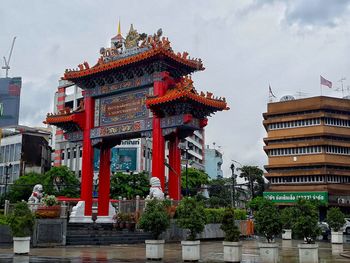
[237,166,264,199]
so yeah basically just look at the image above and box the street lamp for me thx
[230,163,235,208]
[4,163,13,202]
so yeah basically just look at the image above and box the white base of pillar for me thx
[69,201,93,223]
[95,203,116,223]
[69,201,116,223]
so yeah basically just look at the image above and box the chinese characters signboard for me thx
[263,191,328,204]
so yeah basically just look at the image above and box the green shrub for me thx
[204,208,246,224]
[221,208,240,242]
[234,209,247,220]
[42,195,58,207]
[292,199,321,244]
[138,199,170,240]
[0,214,8,225]
[176,197,206,241]
[281,207,295,229]
[327,207,345,232]
[7,202,35,237]
[254,198,282,243]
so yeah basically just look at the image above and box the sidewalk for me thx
[0,239,349,262]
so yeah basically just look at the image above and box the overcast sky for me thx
[1,0,350,177]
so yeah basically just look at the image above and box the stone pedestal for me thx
[259,242,279,263]
[298,243,318,263]
[69,201,93,223]
[282,229,292,240]
[181,240,200,261]
[95,202,116,223]
[13,237,30,254]
[223,241,242,262]
[331,244,343,255]
[145,240,165,260]
[331,231,343,244]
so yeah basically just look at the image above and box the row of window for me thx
[270,175,350,184]
[268,117,350,131]
[267,136,350,145]
[268,118,321,130]
[269,145,350,156]
[324,117,350,127]
[269,146,322,156]
[61,147,83,160]
[0,144,22,163]
[0,164,21,184]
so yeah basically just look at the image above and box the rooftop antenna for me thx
[2,36,17,78]
[295,91,308,99]
[335,77,346,97]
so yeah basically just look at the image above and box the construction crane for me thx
[2,36,17,78]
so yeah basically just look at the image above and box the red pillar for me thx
[80,95,94,216]
[98,146,111,216]
[152,72,169,190]
[168,136,181,200]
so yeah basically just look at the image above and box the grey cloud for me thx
[284,0,350,27]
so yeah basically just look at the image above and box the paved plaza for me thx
[0,239,349,262]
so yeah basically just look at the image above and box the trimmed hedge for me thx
[204,208,246,224]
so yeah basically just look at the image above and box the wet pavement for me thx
[0,239,349,262]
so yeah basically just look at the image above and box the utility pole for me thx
[4,164,12,204]
[230,163,235,208]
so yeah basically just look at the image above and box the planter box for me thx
[298,243,318,263]
[282,229,292,240]
[35,205,61,218]
[223,241,242,263]
[13,237,31,254]
[259,242,278,263]
[331,231,343,244]
[145,240,165,260]
[181,240,200,261]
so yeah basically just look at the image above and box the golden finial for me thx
[118,19,121,35]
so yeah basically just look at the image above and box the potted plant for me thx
[281,207,295,240]
[36,195,61,218]
[293,199,321,263]
[176,197,206,262]
[326,207,345,244]
[221,208,242,263]
[138,199,170,260]
[253,198,281,263]
[7,201,35,254]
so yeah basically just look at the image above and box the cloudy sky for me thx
[1,0,350,176]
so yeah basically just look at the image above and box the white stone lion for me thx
[146,177,164,200]
[28,184,43,204]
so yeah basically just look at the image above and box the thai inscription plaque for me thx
[100,88,150,126]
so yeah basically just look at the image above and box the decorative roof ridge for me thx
[63,27,204,80]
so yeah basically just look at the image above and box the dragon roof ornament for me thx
[64,25,203,80]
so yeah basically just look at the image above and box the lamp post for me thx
[230,163,235,208]
[4,163,12,202]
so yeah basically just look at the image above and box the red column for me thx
[152,72,169,190]
[80,95,94,216]
[98,146,111,216]
[168,136,181,200]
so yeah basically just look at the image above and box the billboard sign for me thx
[0,77,21,128]
[263,191,328,204]
[94,147,138,172]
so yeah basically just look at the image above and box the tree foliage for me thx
[181,168,209,196]
[237,165,265,198]
[43,166,80,197]
[327,207,345,232]
[138,199,170,239]
[7,201,35,237]
[281,207,296,229]
[252,197,282,243]
[221,208,241,242]
[5,166,80,203]
[110,171,149,199]
[207,178,231,207]
[292,199,321,244]
[176,197,206,241]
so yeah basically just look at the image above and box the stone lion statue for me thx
[28,184,43,203]
[146,177,164,200]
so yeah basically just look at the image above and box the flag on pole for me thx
[269,85,276,98]
[320,75,332,88]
